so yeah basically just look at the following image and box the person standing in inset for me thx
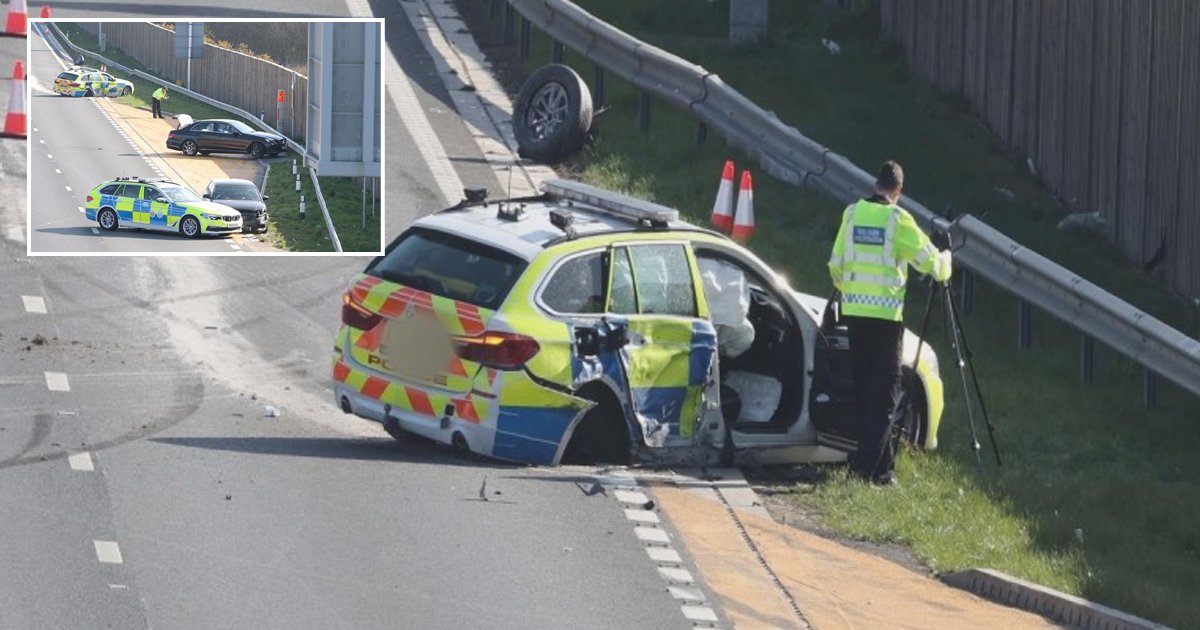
[152,86,168,119]
[827,160,952,485]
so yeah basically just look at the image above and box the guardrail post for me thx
[593,65,606,110]
[1143,369,1158,409]
[696,122,708,146]
[1080,334,1094,385]
[960,269,975,316]
[504,4,515,46]
[553,41,564,64]
[639,91,651,134]
[1017,300,1032,350]
[519,17,531,60]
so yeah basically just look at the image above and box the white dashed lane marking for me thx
[54,168,60,174]
[634,526,670,545]
[647,547,682,564]
[625,508,661,524]
[64,186,71,192]
[93,541,123,564]
[614,489,649,505]
[44,372,70,392]
[21,295,47,314]
[68,452,95,472]
[91,228,99,235]
[46,154,52,159]
[658,567,695,585]
[681,605,719,624]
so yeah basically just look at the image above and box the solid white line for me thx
[658,566,695,584]
[680,605,718,623]
[646,547,682,565]
[614,490,649,505]
[44,372,70,392]
[625,508,661,524]
[635,526,670,545]
[21,295,47,314]
[93,541,123,564]
[68,452,95,471]
[667,586,706,603]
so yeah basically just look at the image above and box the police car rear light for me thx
[453,332,540,371]
[342,292,381,331]
[86,195,94,203]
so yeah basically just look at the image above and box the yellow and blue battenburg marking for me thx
[86,195,186,228]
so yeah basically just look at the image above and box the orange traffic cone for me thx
[731,170,755,242]
[39,5,50,18]
[100,64,107,73]
[711,159,735,233]
[4,60,26,137]
[4,0,25,36]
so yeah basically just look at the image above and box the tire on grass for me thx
[512,64,592,165]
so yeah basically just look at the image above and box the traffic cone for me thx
[4,0,25,36]
[731,170,755,242]
[710,159,735,232]
[4,60,26,137]
[100,64,107,73]
[39,5,50,18]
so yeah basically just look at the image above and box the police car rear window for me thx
[368,227,526,311]
[56,72,78,80]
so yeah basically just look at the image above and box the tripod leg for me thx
[943,284,1002,466]
[944,287,984,473]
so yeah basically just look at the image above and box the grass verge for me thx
[261,151,382,253]
[457,1,1200,627]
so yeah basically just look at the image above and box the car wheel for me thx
[513,64,593,164]
[249,143,265,159]
[122,86,132,96]
[182,140,199,156]
[382,415,407,442]
[561,384,631,465]
[97,208,118,231]
[892,370,928,451]
[180,215,201,238]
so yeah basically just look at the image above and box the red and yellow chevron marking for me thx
[349,274,495,337]
[334,358,490,424]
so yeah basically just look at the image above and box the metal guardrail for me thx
[507,0,1200,399]
[307,166,343,253]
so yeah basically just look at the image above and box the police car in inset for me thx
[332,180,947,467]
[53,66,134,98]
[84,177,243,237]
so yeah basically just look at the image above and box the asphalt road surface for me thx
[0,2,711,629]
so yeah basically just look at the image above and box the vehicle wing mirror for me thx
[155,197,168,204]
[261,195,269,200]
[202,194,211,200]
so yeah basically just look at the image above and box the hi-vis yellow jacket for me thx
[828,199,951,321]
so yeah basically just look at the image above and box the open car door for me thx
[808,293,858,451]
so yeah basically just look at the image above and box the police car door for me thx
[140,185,171,231]
[606,242,718,449]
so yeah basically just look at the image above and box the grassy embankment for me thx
[55,24,381,254]
[458,1,1200,627]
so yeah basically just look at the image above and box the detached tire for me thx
[513,64,592,164]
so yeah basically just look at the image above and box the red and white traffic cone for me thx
[4,0,26,36]
[710,159,735,233]
[100,64,107,73]
[39,5,50,18]
[731,170,755,242]
[4,60,26,137]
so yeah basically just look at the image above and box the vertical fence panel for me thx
[939,0,964,92]
[1116,1,1154,261]
[1062,0,1095,210]
[1036,1,1067,192]
[916,0,940,83]
[1144,1,1184,280]
[1176,5,1200,297]
[984,0,1014,139]
[1009,0,1041,156]
[1090,0,1124,236]
[880,0,895,38]
[960,0,984,111]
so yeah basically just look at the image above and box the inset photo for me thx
[26,18,383,254]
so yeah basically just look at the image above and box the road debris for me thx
[576,481,607,497]
[56,410,77,417]
[821,38,841,55]
[478,477,488,502]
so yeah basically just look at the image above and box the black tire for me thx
[249,143,265,159]
[892,370,928,451]
[122,86,132,96]
[182,140,199,156]
[561,385,631,465]
[199,151,210,156]
[97,208,118,231]
[267,151,280,158]
[180,215,201,238]
[512,64,592,164]
[382,416,407,442]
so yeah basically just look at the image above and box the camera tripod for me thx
[907,278,1002,474]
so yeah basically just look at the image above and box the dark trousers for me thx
[845,315,904,479]
[152,98,162,118]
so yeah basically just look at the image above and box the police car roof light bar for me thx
[543,179,678,227]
